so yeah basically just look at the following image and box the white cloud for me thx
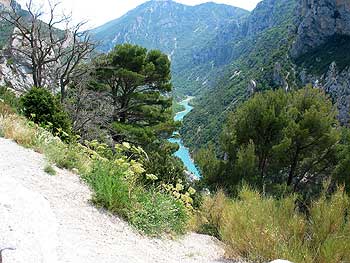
[16,0,261,28]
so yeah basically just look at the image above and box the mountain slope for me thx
[91,0,249,96]
[182,0,298,150]
[181,0,350,151]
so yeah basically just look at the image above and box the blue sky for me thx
[17,0,262,28]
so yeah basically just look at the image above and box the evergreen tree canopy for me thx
[197,87,342,196]
[93,44,176,145]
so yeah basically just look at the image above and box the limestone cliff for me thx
[292,0,350,57]
[293,0,350,125]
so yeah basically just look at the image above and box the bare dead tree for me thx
[64,69,113,142]
[0,0,95,100]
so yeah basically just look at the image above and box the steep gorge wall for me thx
[292,0,350,125]
[292,0,350,57]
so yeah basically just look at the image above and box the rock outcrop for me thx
[291,0,350,124]
[292,0,350,57]
[300,62,350,125]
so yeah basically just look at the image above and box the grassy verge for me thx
[194,187,350,263]
[0,99,190,236]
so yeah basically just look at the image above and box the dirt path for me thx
[0,138,232,263]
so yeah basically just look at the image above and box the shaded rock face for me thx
[292,0,350,125]
[292,0,350,57]
[323,63,350,125]
[300,62,350,125]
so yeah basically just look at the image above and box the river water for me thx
[168,97,201,179]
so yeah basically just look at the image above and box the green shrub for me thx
[0,86,20,110]
[43,142,89,173]
[83,160,131,219]
[130,188,189,236]
[44,164,56,176]
[20,87,72,140]
[197,186,350,263]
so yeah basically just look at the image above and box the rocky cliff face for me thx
[244,0,297,36]
[299,62,350,125]
[292,0,350,57]
[292,0,350,125]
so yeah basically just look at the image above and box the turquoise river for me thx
[168,97,201,178]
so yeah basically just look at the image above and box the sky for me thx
[16,0,262,28]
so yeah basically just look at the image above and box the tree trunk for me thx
[287,147,300,186]
[60,79,66,102]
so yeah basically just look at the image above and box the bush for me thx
[20,87,72,139]
[83,160,189,236]
[44,164,56,175]
[196,186,350,263]
[200,87,341,197]
[83,160,131,218]
[130,189,189,236]
[0,86,20,110]
[41,141,91,174]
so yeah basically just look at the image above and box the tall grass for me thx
[83,161,131,218]
[196,187,350,263]
[130,188,189,236]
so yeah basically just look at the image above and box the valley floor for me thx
[0,138,232,263]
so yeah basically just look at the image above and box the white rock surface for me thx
[0,137,232,263]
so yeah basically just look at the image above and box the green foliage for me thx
[172,100,186,114]
[333,128,350,193]
[44,164,56,176]
[83,160,131,218]
[197,186,350,263]
[130,188,189,236]
[20,87,72,140]
[43,142,90,173]
[198,87,342,196]
[181,0,298,151]
[91,1,249,96]
[195,144,225,190]
[0,20,14,49]
[0,86,20,110]
[144,141,186,185]
[93,44,176,146]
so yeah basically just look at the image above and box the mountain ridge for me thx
[90,0,249,96]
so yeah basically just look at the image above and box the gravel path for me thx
[0,138,231,263]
